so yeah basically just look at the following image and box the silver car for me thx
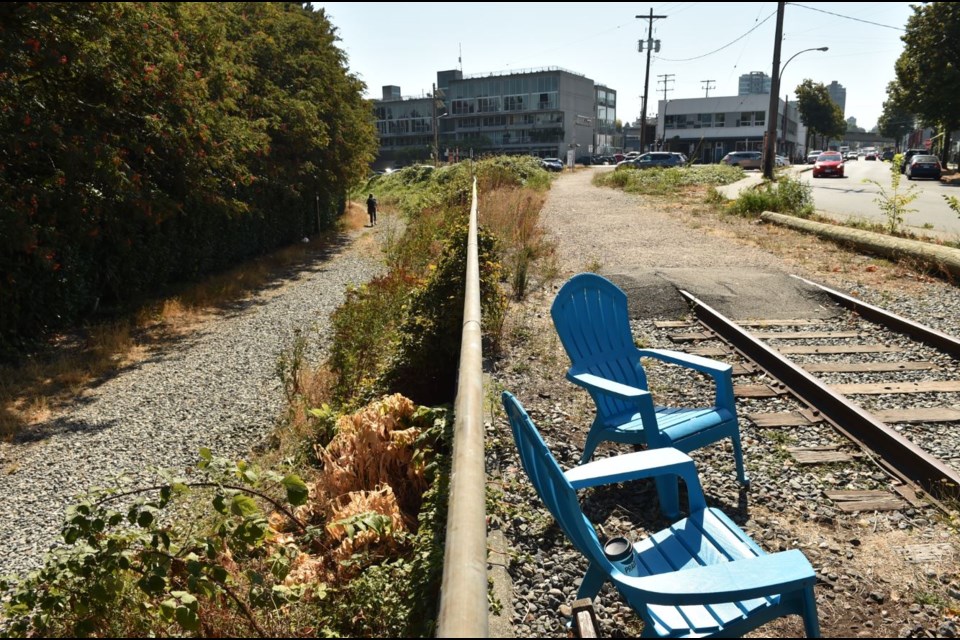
[720,151,762,169]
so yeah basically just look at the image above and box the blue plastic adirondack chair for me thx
[551,273,747,490]
[502,391,820,638]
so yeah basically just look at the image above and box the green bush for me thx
[729,175,814,218]
[594,164,743,195]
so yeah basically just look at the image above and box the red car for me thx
[812,152,844,178]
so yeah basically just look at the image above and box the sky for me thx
[315,2,916,132]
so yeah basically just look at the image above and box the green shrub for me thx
[729,175,814,218]
[594,164,743,195]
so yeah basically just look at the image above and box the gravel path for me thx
[489,169,960,638]
[0,226,387,579]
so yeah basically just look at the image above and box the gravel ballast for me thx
[0,227,386,579]
[488,169,960,638]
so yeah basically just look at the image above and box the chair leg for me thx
[801,586,820,637]
[654,474,680,520]
[579,431,603,465]
[731,432,749,486]
[576,563,607,600]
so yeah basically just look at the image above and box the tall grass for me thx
[594,164,744,195]
[729,175,814,218]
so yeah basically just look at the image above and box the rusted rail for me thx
[680,289,960,499]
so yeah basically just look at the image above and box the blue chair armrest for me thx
[566,370,651,400]
[566,369,661,437]
[564,447,706,512]
[620,549,815,605]
[637,348,732,377]
[636,349,735,410]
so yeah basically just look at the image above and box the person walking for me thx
[366,193,377,226]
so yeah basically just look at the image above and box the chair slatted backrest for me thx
[551,274,649,419]
[502,392,610,569]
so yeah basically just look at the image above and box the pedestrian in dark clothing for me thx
[366,193,377,226]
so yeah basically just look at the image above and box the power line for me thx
[656,10,777,62]
[788,3,906,32]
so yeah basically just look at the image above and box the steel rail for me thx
[437,177,488,637]
[791,275,960,358]
[679,290,960,499]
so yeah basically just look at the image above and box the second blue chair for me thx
[551,273,748,491]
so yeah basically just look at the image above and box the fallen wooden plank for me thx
[748,412,815,427]
[900,543,956,563]
[778,344,903,354]
[788,447,855,464]
[824,490,907,512]
[892,484,928,508]
[688,346,730,357]
[735,319,826,327]
[654,320,694,329]
[732,363,757,376]
[572,598,600,638]
[668,332,712,343]
[734,385,786,398]
[804,361,937,373]
[833,381,960,395]
[753,331,861,340]
[876,408,960,424]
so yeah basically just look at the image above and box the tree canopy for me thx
[877,81,915,147]
[894,2,960,160]
[794,79,846,147]
[0,2,377,355]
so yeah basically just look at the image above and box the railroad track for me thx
[660,276,960,512]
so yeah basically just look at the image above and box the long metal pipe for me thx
[437,177,488,637]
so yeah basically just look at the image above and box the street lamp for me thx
[764,45,829,177]
[777,47,828,162]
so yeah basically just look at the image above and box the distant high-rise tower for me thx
[738,71,771,95]
[827,81,846,116]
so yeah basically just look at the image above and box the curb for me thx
[760,211,960,280]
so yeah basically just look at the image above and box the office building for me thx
[656,94,804,163]
[373,68,617,167]
[738,71,771,96]
[827,81,846,116]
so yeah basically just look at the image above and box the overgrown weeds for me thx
[593,164,743,196]
[729,175,815,218]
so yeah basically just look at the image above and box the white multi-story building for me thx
[656,94,806,163]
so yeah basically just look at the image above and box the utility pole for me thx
[637,9,666,153]
[657,74,674,151]
[657,74,674,102]
[701,80,715,98]
[763,1,785,180]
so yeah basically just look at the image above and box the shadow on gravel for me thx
[2,230,357,445]
[15,416,117,443]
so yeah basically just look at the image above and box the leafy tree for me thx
[794,79,846,151]
[877,81,915,150]
[894,2,960,163]
[0,2,377,356]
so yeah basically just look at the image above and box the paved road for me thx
[794,159,960,236]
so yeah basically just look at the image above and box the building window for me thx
[715,113,725,127]
[477,97,500,113]
[503,95,526,111]
[452,99,474,115]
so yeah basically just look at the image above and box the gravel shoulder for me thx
[488,168,960,638]
[0,216,393,579]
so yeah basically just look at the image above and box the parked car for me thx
[900,149,927,173]
[812,151,844,178]
[720,151,762,169]
[806,150,824,164]
[905,154,942,180]
[775,155,789,167]
[540,157,564,172]
[617,152,684,169]
[881,150,895,161]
